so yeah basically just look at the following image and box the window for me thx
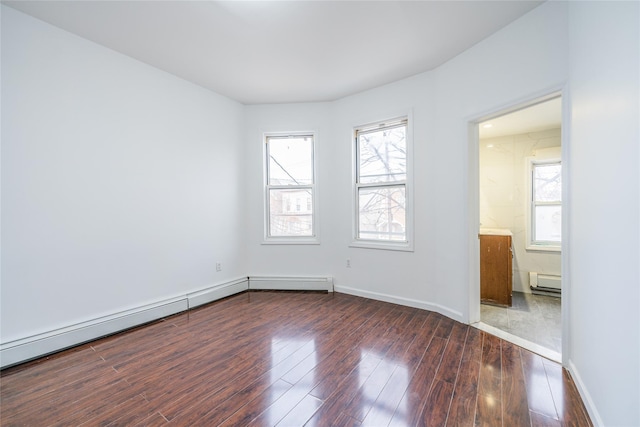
[265,134,316,242]
[528,160,561,250]
[353,117,412,250]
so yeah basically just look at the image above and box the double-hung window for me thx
[353,117,412,250]
[265,134,316,242]
[528,160,561,250]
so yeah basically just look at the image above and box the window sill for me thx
[526,244,561,253]
[350,240,414,252]
[262,238,320,245]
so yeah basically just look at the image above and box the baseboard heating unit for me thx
[529,272,561,296]
[248,276,334,292]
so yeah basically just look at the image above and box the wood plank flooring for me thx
[0,291,592,426]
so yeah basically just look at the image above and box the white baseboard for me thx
[0,298,187,369]
[187,277,249,309]
[567,360,603,427]
[249,276,333,292]
[334,285,463,323]
[0,277,249,369]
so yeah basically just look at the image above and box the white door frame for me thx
[466,86,571,365]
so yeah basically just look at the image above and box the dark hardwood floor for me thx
[0,291,592,426]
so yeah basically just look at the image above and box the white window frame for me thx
[526,158,561,252]
[263,132,318,244]
[351,114,413,252]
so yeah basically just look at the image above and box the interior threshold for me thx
[472,321,561,363]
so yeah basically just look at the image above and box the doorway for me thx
[473,95,564,362]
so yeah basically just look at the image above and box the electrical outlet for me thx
[216,263,222,272]
[346,259,351,268]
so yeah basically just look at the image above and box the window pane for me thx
[534,205,561,242]
[269,188,313,237]
[268,136,313,185]
[534,163,561,202]
[358,186,406,241]
[358,125,406,184]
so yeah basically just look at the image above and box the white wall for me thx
[330,72,441,312]
[243,102,333,277]
[1,6,246,343]
[568,1,640,425]
[480,129,562,293]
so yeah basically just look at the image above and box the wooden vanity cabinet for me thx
[480,233,513,307]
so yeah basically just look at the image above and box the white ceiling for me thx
[4,0,544,105]
[479,97,562,140]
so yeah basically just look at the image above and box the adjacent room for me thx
[1,1,638,426]
[477,97,563,361]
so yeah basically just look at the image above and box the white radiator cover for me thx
[248,276,334,292]
[0,277,249,368]
[529,272,561,290]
